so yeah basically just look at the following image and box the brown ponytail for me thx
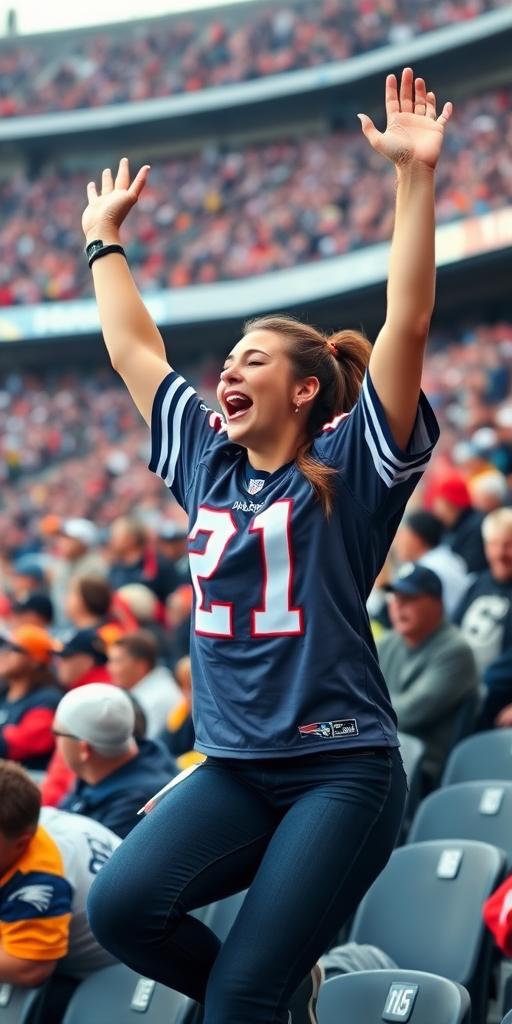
[243,315,372,516]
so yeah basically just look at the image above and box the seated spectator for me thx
[430,473,488,573]
[468,470,509,515]
[0,626,62,770]
[108,515,179,604]
[454,507,512,725]
[54,683,177,838]
[108,630,182,740]
[40,628,112,807]
[165,584,192,668]
[64,576,113,631]
[0,759,119,1015]
[50,519,108,628]
[481,646,512,730]
[393,509,469,618]
[162,655,200,769]
[56,627,111,692]
[10,592,54,631]
[378,563,478,788]
[8,556,48,603]
[156,521,190,584]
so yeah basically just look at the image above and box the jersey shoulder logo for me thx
[7,884,54,912]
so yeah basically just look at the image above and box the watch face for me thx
[87,240,104,258]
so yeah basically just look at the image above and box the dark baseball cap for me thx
[13,556,45,581]
[158,521,188,541]
[12,592,54,624]
[387,562,443,599]
[57,627,108,664]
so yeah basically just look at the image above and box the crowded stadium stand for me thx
[2,1,512,1023]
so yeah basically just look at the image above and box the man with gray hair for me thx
[453,507,512,727]
[54,683,177,838]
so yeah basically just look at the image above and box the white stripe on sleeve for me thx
[164,386,196,488]
[155,375,187,478]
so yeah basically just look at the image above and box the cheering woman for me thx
[85,69,451,1024]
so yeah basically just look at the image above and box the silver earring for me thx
[295,403,300,413]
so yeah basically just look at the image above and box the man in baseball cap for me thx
[50,520,107,629]
[40,628,113,809]
[378,562,478,787]
[0,626,62,770]
[54,683,177,838]
[430,472,487,573]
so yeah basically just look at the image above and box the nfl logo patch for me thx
[248,479,265,496]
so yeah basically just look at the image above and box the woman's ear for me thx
[295,376,320,407]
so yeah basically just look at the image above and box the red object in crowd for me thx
[425,471,472,511]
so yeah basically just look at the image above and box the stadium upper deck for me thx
[0,0,510,360]
[0,0,503,118]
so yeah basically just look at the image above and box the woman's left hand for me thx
[359,67,452,170]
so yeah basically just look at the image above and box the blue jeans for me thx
[88,747,406,1024]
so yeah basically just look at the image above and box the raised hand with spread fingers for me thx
[363,68,453,450]
[359,67,452,170]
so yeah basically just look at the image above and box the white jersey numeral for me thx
[250,501,303,636]
[189,501,303,638]
[189,506,237,637]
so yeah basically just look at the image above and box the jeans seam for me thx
[270,756,395,1023]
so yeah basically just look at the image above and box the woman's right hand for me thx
[82,157,150,243]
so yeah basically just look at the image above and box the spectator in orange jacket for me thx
[0,626,62,771]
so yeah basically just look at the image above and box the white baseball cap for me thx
[55,683,135,757]
[61,518,99,548]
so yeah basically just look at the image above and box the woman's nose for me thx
[220,365,242,383]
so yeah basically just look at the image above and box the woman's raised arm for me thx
[360,68,452,449]
[82,158,171,425]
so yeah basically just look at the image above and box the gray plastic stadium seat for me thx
[316,970,471,1024]
[502,1014,512,1024]
[398,732,425,834]
[442,729,512,787]
[407,780,512,870]
[61,963,190,1024]
[0,982,46,1024]
[349,839,506,1024]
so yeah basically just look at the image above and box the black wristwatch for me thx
[85,239,126,268]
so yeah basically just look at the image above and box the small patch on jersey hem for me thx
[298,719,359,739]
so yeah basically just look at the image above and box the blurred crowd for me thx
[0,0,502,118]
[1,84,511,304]
[0,362,219,554]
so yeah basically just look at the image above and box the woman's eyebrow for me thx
[224,348,269,364]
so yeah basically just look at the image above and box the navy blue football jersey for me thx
[149,369,439,757]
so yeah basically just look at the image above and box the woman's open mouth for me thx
[224,392,254,421]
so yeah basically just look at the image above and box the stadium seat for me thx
[407,780,512,870]
[0,982,46,1024]
[61,963,191,1024]
[348,839,506,1024]
[316,969,471,1024]
[397,732,425,835]
[442,730,512,787]
[201,889,248,942]
[502,1014,512,1024]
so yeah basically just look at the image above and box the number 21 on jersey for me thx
[188,501,304,638]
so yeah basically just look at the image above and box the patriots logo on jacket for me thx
[7,884,54,912]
